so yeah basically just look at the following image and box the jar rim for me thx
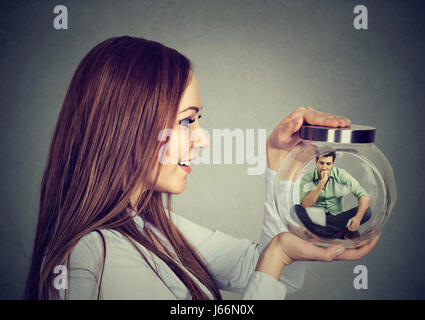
[299,124,376,143]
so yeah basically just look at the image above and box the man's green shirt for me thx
[299,167,369,216]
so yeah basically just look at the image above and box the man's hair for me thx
[316,151,336,162]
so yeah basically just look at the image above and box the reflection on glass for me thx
[295,151,372,240]
[274,125,396,248]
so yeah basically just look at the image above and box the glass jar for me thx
[274,125,396,248]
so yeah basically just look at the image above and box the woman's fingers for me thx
[271,107,351,150]
[336,233,381,261]
[267,106,352,171]
[294,234,379,262]
[292,241,346,262]
[301,107,352,128]
[279,232,380,263]
[279,231,380,265]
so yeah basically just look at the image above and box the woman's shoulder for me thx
[70,229,118,259]
[70,229,133,262]
[75,229,125,249]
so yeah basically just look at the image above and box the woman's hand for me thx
[257,106,374,281]
[276,232,380,262]
[267,107,351,171]
[256,232,380,280]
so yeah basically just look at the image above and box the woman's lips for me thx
[178,158,195,174]
[178,163,191,174]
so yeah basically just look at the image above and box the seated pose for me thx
[295,152,372,239]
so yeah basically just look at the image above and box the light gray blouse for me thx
[57,168,305,299]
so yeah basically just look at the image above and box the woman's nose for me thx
[191,128,210,149]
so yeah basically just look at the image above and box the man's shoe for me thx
[336,230,346,239]
[344,229,360,240]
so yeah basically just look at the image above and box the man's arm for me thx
[356,195,370,220]
[338,168,371,231]
[301,171,328,208]
[348,195,370,231]
[301,182,324,208]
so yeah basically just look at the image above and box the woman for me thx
[25,36,379,300]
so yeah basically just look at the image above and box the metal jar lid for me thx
[299,124,376,143]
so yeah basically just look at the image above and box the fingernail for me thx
[336,247,345,256]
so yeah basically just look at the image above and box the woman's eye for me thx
[179,118,195,127]
[179,114,202,127]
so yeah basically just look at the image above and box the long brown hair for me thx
[25,36,222,300]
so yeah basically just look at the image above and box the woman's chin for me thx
[173,183,187,194]
[154,171,188,194]
[162,181,187,194]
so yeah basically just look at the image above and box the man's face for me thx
[316,155,334,176]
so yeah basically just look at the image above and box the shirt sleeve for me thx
[172,167,305,300]
[259,168,306,294]
[172,214,288,299]
[338,169,369,199]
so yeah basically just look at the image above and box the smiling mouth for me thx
[178,160,192,173]
[178,160,192,167]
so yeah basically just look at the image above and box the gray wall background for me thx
[1,0,424,299]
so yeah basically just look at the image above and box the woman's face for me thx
[153,74,209,194]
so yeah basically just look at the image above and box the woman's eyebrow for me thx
[178,105,202,114]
